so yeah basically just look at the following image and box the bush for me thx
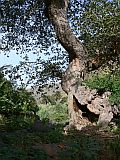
[0,146,51,160]
[38,91,68,124]
[85,73,120,105]
[0,72,38,116]
[37,103,69,124]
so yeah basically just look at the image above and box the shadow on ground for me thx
[0,116,120,160]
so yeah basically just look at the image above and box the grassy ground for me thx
[0,121,120,160]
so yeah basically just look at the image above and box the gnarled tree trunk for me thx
[44,0,115,130]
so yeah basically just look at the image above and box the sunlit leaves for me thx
[85,73,120,105]
[1,0,120,88]
[78,0,120,64]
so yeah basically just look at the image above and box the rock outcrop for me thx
[62,58,118,130]
[70,85,113,130]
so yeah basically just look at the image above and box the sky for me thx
[0,39,43,88]
[0,51,39,67]
[0,51,36,86]
[0,33,23,67]
[0,31,40,68]
[0,51,22,67]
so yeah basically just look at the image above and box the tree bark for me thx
[44,0,87,90]
[44,0,114,130]
[44,0,87,63]
[44,0,95,130]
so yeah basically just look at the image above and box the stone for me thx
[62,58,119,130]
[97,112,113,128]
[112,105,120,115]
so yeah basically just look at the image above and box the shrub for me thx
[38,91,68,124]
[37,103,69,124]
[0,72,38,116]
[85,73,120,105]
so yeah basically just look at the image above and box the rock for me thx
[69,87,114,130]
[87,97,103,114]
[112,105,120,115]
[91,89,97,96]
[61,57,119,130]
[97,112,113,128]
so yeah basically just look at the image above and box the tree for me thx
[0,0,120,130]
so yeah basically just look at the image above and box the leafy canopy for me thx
[0,0,120,87]
[78,0,120,64]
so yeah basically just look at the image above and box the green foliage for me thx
[1,0,120,88]
[12,89,38,114]
[0,147,27,160]
[37,103,69,124]
[106,137,120,159]
[0,115,36,130]
[0,124,120,160]
[0,72,38,116]
[85,73,120,105]
[79,0,120,63]
[40,91,67,105]
[0,146,52,160]
[38,91,68,124]
[0,0,68,87]
[60,135,101,160]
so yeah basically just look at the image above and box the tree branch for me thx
[44,0,87,65]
